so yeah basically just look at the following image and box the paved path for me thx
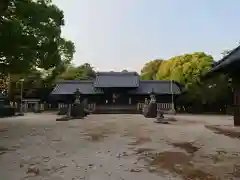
[0,113,239,180]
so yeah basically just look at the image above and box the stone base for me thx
[57,108,68,115]
[16,113,24,116]
[71,104,85,117]
[154,119,169,124]
[56,116,73,121]
[34,109,42,113]
[71,116,84,120]
[143,103,157,118]
[56,116,85,121]
[166,117,178,122]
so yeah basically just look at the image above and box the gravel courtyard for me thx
[0,113,239,180]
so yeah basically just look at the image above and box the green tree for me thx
[60,63,96,80]
[141,52,231,113]
[0,0,75,75]
[140,59,163,80]
[156,52,214,87]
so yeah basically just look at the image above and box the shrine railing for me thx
[58,103,96,110]
[137,103,173,112]
[88,103,96,111]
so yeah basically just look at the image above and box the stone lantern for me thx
[149,88,156,103]
[74,88,81,104]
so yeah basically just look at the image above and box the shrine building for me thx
[206,45,240,126]
[51,71,182,113]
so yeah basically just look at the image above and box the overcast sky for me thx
[52,0,240,72]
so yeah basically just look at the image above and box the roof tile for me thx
[131,80,181,94]
[51,80,103,95]
[94,72,139,88]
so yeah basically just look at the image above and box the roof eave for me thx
[94,85,139,88]
[214,45,240,67]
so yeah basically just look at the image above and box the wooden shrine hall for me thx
[51,71,182,114]
[207,45,240,126]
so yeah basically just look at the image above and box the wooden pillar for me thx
[232,76,240,126]
[24,101,27,113]
[129,97,131,105]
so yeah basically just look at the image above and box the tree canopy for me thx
[140,52,231,113]
[140,59,164,80]
[59,63,96,80]
[0,0,75,75]
[141,52,214,84]
[157,53,213,86]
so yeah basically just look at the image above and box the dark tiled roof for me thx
[210,45,240,73]
[94,71,139,88]
[51,80,103,95]
[51,72,182,95]
[131,80,181,95]
[96,71,139,76]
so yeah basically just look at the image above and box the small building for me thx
[22,99,41,113]
[51,71,182,113]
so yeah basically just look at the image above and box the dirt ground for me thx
[0,113,239,180]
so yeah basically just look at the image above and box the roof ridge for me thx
[57,80,94,84]
[140,80,173,83]
[214,44,240,67]
[96,71,139,76]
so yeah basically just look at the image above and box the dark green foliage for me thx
[0,0,75,75]
[59,63,96,80]
[0,0,75,100]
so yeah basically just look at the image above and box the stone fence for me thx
[10,102,173,114]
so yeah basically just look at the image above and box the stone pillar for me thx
[232,76,240,126]
[24,102,27,113]
[68,104,71,117]
[35,102,39,111]
[144,98,148,104]
[41,104,44,111]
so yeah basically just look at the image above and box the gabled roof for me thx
[94,71,139,88]
[51,80,103,95]
[131,80,181,95]
[51,80,182,95]
[50,72,183,95]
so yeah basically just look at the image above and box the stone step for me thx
[92,105,140,114]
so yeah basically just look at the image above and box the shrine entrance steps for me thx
[92,105,140,114]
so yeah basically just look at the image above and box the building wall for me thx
[53,94,175,105]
